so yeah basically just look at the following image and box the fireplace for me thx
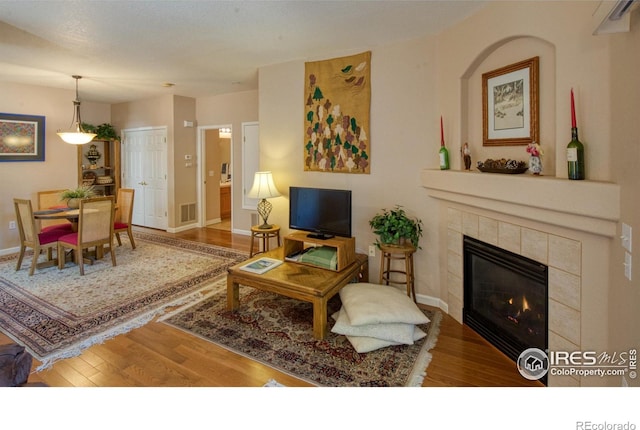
[463,236,548,368]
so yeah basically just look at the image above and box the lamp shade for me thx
[57,131,97,145]
[57,76,97,145]
[247,171,281,199]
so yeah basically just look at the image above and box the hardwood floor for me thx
[1,226,542,387]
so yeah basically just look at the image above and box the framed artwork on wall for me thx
[0,113,45,161]
[482,57,539,147]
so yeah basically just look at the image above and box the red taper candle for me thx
[440,116,444,146]
[570,88,576,128]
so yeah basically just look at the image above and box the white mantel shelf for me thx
[421,169,620,237]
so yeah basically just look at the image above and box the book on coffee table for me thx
[239,257,283,274]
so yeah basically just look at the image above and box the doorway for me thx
[197,125,232,231]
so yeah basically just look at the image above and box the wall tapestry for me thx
[304,51,371,174]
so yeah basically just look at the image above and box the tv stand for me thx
[284,232,356,271]
[307,233,334,240]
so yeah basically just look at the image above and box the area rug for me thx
[0,232,247,370]
[162,287,442,387]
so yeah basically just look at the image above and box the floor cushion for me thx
[331,307,417,345]
[339,283,430,326]
[344,326,427,353]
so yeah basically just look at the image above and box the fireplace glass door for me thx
[463,236,548,364]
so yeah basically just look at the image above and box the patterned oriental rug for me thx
[163,287,442,387]
[0,232,247,370]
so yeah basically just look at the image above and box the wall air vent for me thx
[592,0,638,34]
[180,203,197,223]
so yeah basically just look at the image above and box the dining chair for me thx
[58,196,117,275]
[114,188,136,249]
[37,189,73,233]
[13,198,67,276]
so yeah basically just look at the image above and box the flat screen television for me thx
[289,186,352,239]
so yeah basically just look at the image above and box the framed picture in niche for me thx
[482,57,539,147]
[0,113,45,161]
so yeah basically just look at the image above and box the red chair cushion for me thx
[58,232,79,246]
[114,222,129,230]
[38,229,69,245]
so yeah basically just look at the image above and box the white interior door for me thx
[122,127,168,230]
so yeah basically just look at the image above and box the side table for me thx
[249,224,281,257]
[378,243,417,302]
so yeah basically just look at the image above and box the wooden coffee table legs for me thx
[312,297,328,340]
[227,276,240,311]
[226,274,332,340]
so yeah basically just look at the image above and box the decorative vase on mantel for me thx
[529,155,542,175]
[526,142,543,176]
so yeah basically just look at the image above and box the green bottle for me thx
[567,127,585,180]
[439,141,450,170]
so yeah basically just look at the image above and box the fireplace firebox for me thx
[463,236,548,370]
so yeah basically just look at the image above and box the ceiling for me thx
[0,1,487,104]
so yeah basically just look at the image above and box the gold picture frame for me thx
[482,57,539,146]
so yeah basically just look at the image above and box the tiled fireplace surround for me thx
[422,170,620,386]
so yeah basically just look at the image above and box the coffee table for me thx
[227,247,368,339]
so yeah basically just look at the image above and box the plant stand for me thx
[378,243,417,302]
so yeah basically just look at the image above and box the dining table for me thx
[33,205,117,264]
[33,207,81,231]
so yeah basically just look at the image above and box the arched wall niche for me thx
[459,35,557,176]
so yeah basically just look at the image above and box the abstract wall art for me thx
[0,113,45,162]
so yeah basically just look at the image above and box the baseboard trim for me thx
[167,222,199,233]
[0,246,20,256]
[416,293,448,314]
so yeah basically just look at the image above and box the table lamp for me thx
[247,171,281,229]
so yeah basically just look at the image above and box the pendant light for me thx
[57,75,97,145]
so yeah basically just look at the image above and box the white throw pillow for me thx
[345,326,427,353]
[339,283,430,326]
[331,308,416,345]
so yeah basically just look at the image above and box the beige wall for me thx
[0,82,110,253]
[609,7,640,385]
[111,94,198,230]
[173,95,198,228]
[438,1,612,180]
[196,90,258,232]
[111,95,176,227]
[112,91,257,232]
[259,37,441,296]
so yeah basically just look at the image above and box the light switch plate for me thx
[622,223,632,252]
[624,252,632,281]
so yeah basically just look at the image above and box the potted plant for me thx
[80,122,119,140]
[369,205,423,249]
[60,185,96,208]
[95,123,119,140]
